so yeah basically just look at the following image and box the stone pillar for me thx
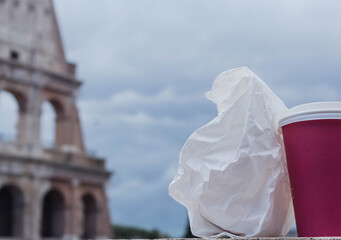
[97,188,113,239]
[59,101,84,153]
[53,97,80,152]
[56,115,70,147]
[17,86,42,152]
[70,104,85,153]
[66,178,81,240]
[22,180,31,240]
[30,178,50,240]
[17,108,28,144]
[64,190,74,240]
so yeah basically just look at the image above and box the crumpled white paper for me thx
[169,67,295,238]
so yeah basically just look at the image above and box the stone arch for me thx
[2,87,27,113]
[0,185,25,237]
[40,93,67,120]
[48,98,66,120]
[82,193,97,239]
[41,189,65,238]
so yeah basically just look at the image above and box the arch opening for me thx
[82,194,97,239]
[0,185,24,237]
[40,101,56,148]
[0,91,20,142]
[40,98,65,148]
[41,189,65,238]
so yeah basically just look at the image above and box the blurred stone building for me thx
[0,0,112,239]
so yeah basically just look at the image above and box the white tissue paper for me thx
[169,67,295,238]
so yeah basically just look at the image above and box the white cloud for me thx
[79,88,211,128]
[109,88,176,106]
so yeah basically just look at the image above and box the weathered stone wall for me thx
[0,62,113,239]
[0,0,73,75]
[0,58,84,152]
[0,153,112,239]
[0,0,113,239]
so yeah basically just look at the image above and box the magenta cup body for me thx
[280,102,341,237]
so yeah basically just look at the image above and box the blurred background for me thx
[1,0,341,238]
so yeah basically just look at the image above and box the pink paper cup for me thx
[280,102,341,237]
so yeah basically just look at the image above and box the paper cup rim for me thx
[279,102,341,127]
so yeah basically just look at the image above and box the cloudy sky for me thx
[2,0,341,237]
[55,0,341,237]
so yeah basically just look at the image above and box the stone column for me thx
[70,104,85,153]
[58,100,82,153]
[22,178,31,240]
[55,115,70,147]
[63,187,76,240]
[17,86,42,152]
[97,188,113,239]
[66,178,81,240]
[30,178,50,240]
